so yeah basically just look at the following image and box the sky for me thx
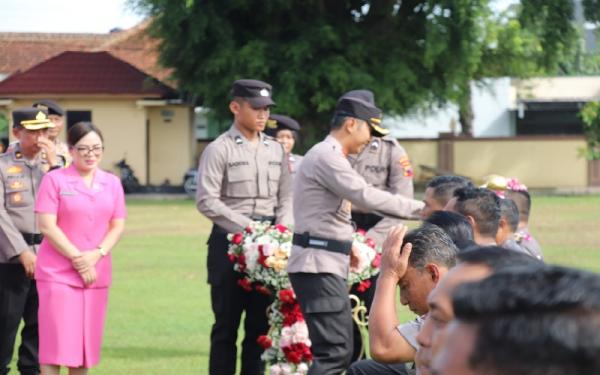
[0,0,146,33]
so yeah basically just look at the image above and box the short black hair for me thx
[403,224,459,270]
[424,211,474,250]
[426,175,474,208]
[452,265,600,375]
[453,187,500,237]
[457,246,543,271]
[67,121,104,147]
[330,115,350,130]
[506,190,532,222]
[499,198,519,232]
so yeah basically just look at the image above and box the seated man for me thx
[415,247,544,375]
[444,187,500,246]
[495,198,529,255]
[347,224,459,375]
[424,211,475,250]
[505,185,543,259]
[433,265,600,375]
[420,176,473,220]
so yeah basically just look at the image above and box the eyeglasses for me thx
[74,145,104,156]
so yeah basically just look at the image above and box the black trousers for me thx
[289,272,353,375]
[207,227,272,375]
[0,264,39,375]
[346,359,409,375]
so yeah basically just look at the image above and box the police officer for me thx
[344,90,416,362]
[264,114,303,178]
[196,79,293,375]
[0,108,57,375]
[287,93,424,375]
[32,100,70,167]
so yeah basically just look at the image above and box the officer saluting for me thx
[32,100,71,167]
[196,79,293,375]
[264,114,303,178]
[345,90,416,362]
[0,108,57,375]
[288,92,424,374]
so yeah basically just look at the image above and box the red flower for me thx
[279,289,296,304]
[357,280,372,293]
[356,229,367,236]
[283,347,303,364]
[245,226,253,233]
[256,335,272,349]
[237,254,247,272]
[237,278,252,292]
[366,238,376,249]
[371,253,382,268]
[228,254,236,263]
[231,233,244,245]
[283,343,312,363]
[281,302,304,326]
[255,285,272,296]
[274,224,288,233]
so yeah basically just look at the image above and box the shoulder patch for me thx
[398,156,414,178]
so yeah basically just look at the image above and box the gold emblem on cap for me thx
[36,111,48,120]
[259,88,269,97]
[266,119,278,129]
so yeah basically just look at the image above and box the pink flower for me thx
[365,238,376,249]
[356,229,366,236]
[357,280,372,293]
[245,226,253,233]
[371,253,382,268]
[506,177,528,192]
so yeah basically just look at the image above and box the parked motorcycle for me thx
[115,158,141,194]
[183,168,197,198]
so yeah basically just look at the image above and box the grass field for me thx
[8,194,600,374]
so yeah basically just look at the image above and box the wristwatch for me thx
[97,246,108,257]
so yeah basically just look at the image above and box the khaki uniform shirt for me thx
[6,139,70,167]
[196,125,293,233]
[348,136,414,245]
[0,144,48,263]
[287,135,424,279]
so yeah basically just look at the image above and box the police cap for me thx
[337,90,388,136]
[340,89,375,105]
[334,95,388,136]
[32,99,65,116]
[265,114,300,137]
[231,79,276,109]
[12,108,55,130]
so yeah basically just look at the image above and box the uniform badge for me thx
[9,180,25,190]
[235,136,243,145]
[266,119,278,129]
[370,139,380,150]
[14,152,23,160]
[399,156,414,178]
[259,88,270,97]
[10,193,23,204]
[7,165,23,174]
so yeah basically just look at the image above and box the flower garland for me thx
[227,222,382,374]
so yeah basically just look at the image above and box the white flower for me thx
[280,363,293,374]
[297,363,309,374]
[261,242,275,256]
[242,243,260,272]
[280,326,293,348]
[270,364,282,375]
[292,322,310,344]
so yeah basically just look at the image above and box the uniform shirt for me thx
[396,315,425,350]
[348,136,414,245]
[515,228,543,260]
[289,153,304,179]
[196,125,293,233]
[6,139,71,167]
[0,144,48,263]
[288,135,424,279]
[34,165,127,288]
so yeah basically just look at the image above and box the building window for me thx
[66,110,92,130]
[515,101,585,135]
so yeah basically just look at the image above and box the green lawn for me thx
[8,195,600,374]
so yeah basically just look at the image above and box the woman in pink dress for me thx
[35,122,126,375]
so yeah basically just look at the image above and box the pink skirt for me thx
[37,281,109,368]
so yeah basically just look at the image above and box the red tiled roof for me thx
[0,51,177,97]
[0,20,174,85]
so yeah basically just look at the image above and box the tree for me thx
[132,0,595,141]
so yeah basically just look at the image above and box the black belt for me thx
[22,232,43,246]
[250,215,275,222]
[292,232,352,255]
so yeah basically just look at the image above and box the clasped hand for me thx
[72,251,101,286]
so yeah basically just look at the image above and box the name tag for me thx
[60,191,78,196]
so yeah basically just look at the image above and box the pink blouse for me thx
[35,164,126,288]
